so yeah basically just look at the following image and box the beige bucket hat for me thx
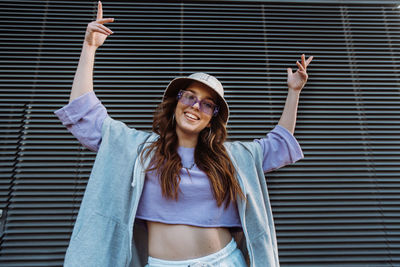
[163,73,229,123]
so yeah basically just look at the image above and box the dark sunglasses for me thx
[177,90,219,117]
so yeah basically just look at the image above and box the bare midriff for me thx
[147,221,232,261]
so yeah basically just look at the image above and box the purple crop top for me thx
[54,91,304,228]
[136,146,241,227]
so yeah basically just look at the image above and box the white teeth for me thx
[185,112,199,120]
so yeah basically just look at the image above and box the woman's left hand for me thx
[287,54,313,92]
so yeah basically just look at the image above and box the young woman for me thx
[55,2,313,267]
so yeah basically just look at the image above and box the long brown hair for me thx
[141,93,244,208]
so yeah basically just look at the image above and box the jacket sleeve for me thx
[54,91,108,152]
[254,125,304,173]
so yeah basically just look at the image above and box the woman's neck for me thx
[178,138,197,148]
[176,130,198,148]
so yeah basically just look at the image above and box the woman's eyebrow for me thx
[187,89,216,102]
[202,95,217,103]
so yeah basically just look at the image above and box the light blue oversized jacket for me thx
[63,115,282,267]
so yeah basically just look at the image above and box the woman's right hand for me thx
[84,1,114,48]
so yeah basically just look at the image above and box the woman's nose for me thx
[192,100,201,110]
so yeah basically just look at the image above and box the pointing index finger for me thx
[301,54,306,67]
[96,1,103,20]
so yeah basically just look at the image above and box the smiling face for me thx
[174,81,217,147]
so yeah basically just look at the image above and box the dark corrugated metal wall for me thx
[0,0,399,266]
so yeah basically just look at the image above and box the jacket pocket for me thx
[64,211,129,267]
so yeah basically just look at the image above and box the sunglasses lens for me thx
[180,91,196,106]
[200,101,215,116]
[179,90,217,116]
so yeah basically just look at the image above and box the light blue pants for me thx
[145,238,247,267]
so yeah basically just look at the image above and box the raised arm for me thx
[254,54,313,172]
[278,54,313,134]
[69,1,114,102]
[55,1,113,151]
